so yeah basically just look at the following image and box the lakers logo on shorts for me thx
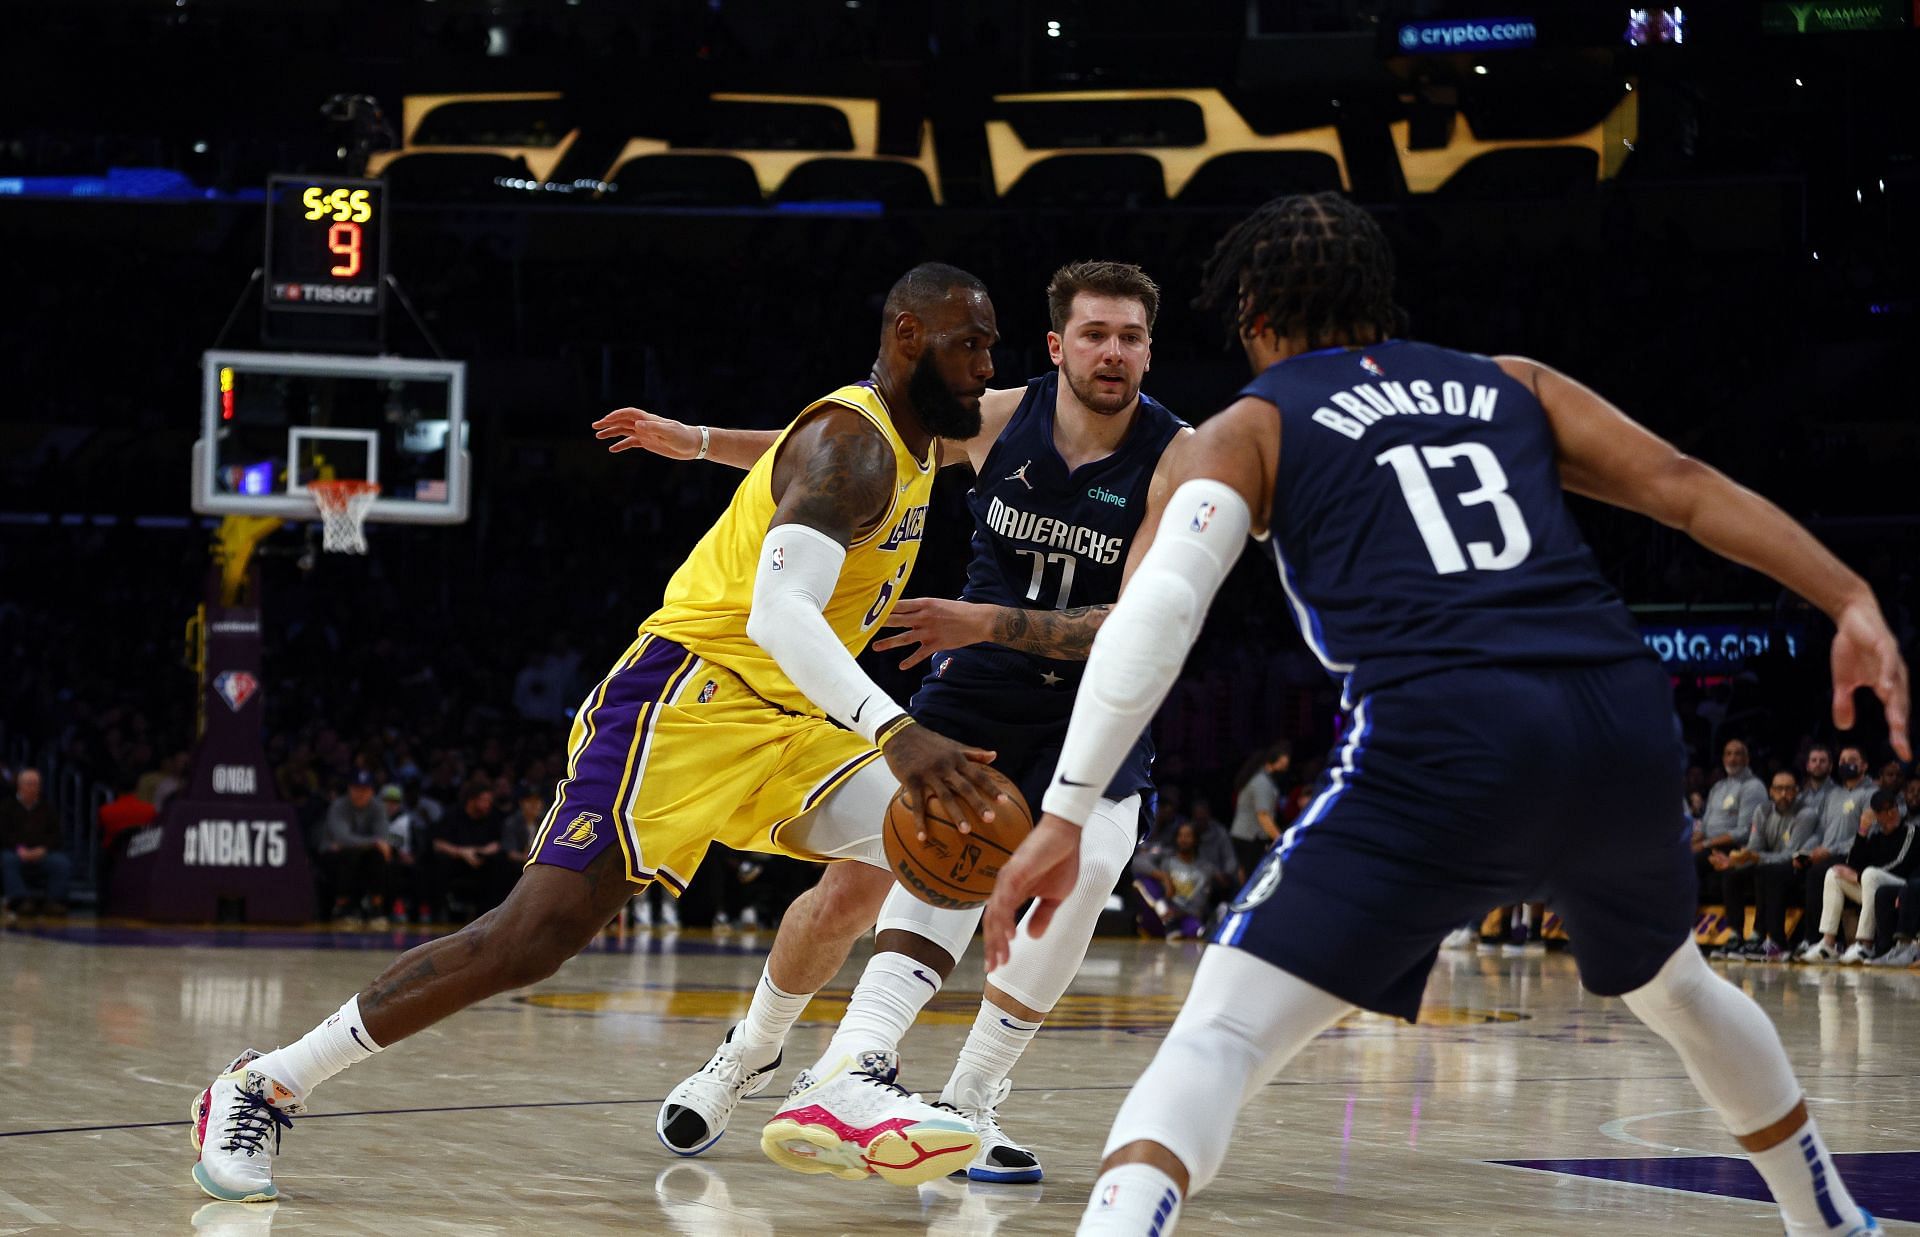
[1231,854,1283,912]
[554,811,603,850]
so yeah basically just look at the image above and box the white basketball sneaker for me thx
[937,1076,1041,1183]
[190,1051,303,1202]
[760,1051,978,1186]
[1837,941,1874,965]
[657,1022,782,1156]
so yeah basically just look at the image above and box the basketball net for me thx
[309,480,380,554]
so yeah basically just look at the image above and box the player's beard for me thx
[908,350,983,440]
[1061,356,1138,415]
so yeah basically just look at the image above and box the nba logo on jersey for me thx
[1190,501,1217,532]
[1360,354,1385,378]
[213,671,259,713]
[697,680,717,704]
[554,811,602,849]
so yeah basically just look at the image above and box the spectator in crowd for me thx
[429,778,517,921]
[1787,744,1878,948]
[1799,744,1834,819]
[1228,742,1290,881]
[1905,775,1920,820]
[1799,790,1919,962]
[322,770,396,927]
[379,783,430,924]
[1694,738,1765,900]
[1,768,70,917]
[1711,770,1819,960]
[95,770,158,911]
[1132,822,1225,939]
[1685,790,1706,831]
[1181,798,1239,894]
[503,790,544,866]
[136,751,190,811]
[1867,879,1920,967]
[1876,760,1908,815]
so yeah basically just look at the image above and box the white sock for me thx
[942,1001,1040,1103]
[252,995,383,1097]
[1749,1117,1866,1236]
[736,967,810,1068]
[815,952,940,1073]
[1079,1163,1182,1236]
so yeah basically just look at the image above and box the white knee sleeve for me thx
[1621,942,1801,1136]
[874,881,984,963]
[781,760,895,870]
[1101,946,1351,1194]
[990,794,1140,1013]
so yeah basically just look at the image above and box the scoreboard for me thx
[263,175,386,316]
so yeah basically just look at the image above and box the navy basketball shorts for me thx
[1214,656,1693,1021]
[910,648,1153,820]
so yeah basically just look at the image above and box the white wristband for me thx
[1042,479,1251,824]
[747,523,907,744]
[696,425,711,460]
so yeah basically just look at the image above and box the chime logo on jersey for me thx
[213,671,259,713]
[878,503,928,551]
[1190,501,1217,533]
[697,680,717,704]
[554,811,602,849]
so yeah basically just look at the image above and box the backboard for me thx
[193,350,469,524]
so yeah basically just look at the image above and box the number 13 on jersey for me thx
[1376,443,1532,574]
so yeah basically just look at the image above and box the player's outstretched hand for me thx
[593,407,700,459]
[871,598,992,670]
[881,723,1004,840]
[984,814,1081,972]
[1831,598,1911,759]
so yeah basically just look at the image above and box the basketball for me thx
[883,769,1033,909]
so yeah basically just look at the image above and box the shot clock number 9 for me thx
[303,187,373,277]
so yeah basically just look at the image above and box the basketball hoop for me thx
[309,480,380,554]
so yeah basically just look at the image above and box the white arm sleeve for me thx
[1041,479,1252,824]
[746,522,908,745]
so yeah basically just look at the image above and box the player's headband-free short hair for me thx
[1045,260,1161,334]
[1196,191,1406,350]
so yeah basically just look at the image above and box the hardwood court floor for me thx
[2,920,1917,1235]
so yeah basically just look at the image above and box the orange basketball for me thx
[883,768,1033,909]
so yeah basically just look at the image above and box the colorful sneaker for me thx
[657,1022,782,1156]
[938,1077,1041,1184]
[1837,941,1874,965]
[761,1052,978,1186]
[1745,940,1788,963]
[190,1053,301,1202]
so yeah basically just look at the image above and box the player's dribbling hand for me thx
[1831,597,1911,760]
[593,407,700,459]
[871,598,992,669]
[983,814,1081,972]
[881,723,1005,840]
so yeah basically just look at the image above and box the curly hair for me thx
[1195,192,1406,350]
[1045,260,1161,334]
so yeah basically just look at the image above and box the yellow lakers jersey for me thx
[641,381,936,717]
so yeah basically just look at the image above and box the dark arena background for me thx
[2,2,1918,1234]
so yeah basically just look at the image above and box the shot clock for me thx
[263,175,387,316]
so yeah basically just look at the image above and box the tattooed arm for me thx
[873,427,1193,669]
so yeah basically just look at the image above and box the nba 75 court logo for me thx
[554,811,602,849]
[213,671,259,713]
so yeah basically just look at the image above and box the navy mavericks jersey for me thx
[909,371,1184,811]
[1245,340,1647,704]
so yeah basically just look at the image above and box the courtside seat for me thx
[774,158,935,208]
[1177,151,1344,205]
[608,154,765,207]
[1002,154,1167,208]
